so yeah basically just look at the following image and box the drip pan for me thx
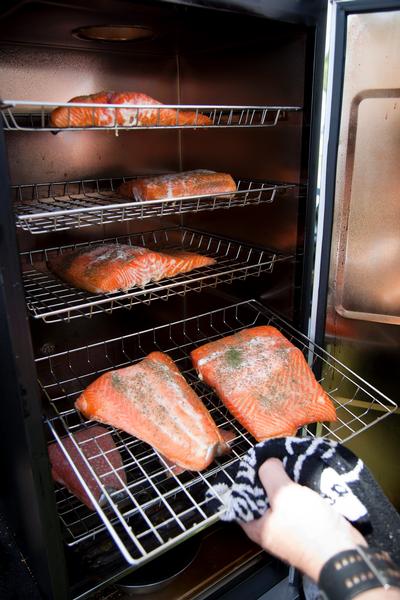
[115,536,200,595]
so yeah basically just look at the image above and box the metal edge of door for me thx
[295,4,328,335]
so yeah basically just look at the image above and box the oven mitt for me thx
[206,436,400,566]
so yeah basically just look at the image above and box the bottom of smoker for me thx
[70,523,287,600]
[115,535,201,594]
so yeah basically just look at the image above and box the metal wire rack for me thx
[21,228,289,323]
[39,299,397,566]
[13,176,296,234]
[1,100,301,131]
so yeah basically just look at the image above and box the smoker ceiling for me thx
[0,0,308,55]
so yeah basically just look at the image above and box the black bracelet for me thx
[318,546,400,600]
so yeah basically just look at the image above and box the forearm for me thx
[297,538,368,583]
[359,589,400,599]
[240,459,400,600]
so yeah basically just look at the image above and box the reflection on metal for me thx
[326,9,400,407]
[334,88,400,325]
[330,12,400,327]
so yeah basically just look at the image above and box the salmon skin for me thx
[75,352,230,472]
[50,91,212,128]
[118,170,237,201]
[191,326,337,441]
[48,425,126,511]
[47,244,216,294]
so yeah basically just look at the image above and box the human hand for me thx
[240,458,367,582]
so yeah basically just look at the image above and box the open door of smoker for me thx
[312,0,400,509]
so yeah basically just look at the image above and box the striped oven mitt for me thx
[207,437,400,566]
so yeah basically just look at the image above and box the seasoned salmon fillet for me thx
[49,91,114,127]
[152,250,215,280]
[50,91,212,128]
[48,425,126,511]
[191,326,337,440]
[47,244,216,294]
[75,352,229,472]
[117,170,237,201]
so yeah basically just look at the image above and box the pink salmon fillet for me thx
[191,326,337,441]
[75,352,230,471]
[47,244,215,293]
[48,425,126,510]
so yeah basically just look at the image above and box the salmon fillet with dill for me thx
[75,352,230,471]
[191,326,337,440]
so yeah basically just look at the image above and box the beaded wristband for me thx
[318,546,400,600]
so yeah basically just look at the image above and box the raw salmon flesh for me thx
[48,425,126,511]
[117,170,237,201]
[191,326,337,440]
[75,352,229,471]
[50,91,212,128]
[47,244,216,294]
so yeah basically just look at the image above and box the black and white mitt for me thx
[206,436,400,565]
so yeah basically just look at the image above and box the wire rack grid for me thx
[39,299,397,567]
[13,176,296,234]
[1,100,302,131]
[21,227,290,323]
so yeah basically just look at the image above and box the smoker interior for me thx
[0,1,313,598]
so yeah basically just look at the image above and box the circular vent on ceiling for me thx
[72,25,154,42]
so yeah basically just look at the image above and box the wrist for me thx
[318,546,400,600]
[302,540,367,583]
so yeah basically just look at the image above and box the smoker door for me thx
[311,0,400,508]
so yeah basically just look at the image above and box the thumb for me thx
[258,458,294,506]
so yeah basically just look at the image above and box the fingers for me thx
[240,517,264,545]
[258,458,294,505]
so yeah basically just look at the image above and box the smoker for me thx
[0,0,398,598]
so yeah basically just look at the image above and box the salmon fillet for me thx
[49,91,114,127]
[152,250,215,280]
[75,352,229,471]
[50,91,212,128]
[191,326,337,441]
[48,425,126,511]
[47,244,216,294]
[117,170,237,201]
